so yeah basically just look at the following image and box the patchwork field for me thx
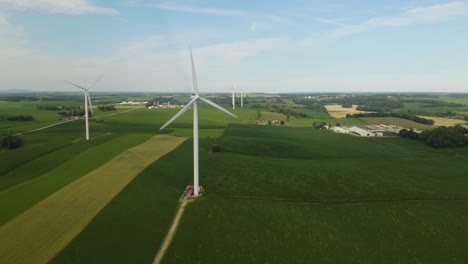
[0,135,186,264]
[325,104,373,118]
[2,95,468,263]
[162,124,468,263]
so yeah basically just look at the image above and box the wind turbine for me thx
[240,89,244,108]
[64,75,103,140]
[160,47,236,197]
[232,85,236,110]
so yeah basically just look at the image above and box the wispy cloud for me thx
[143,2,290,23]
[329,2,468,38]
[0,0,118,15]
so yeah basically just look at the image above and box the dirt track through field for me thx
[0,134,187,264]
[153,199,192,264]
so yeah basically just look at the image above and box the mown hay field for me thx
[0,135,186,264]
[325,104,373,118]
[418,116,466,127]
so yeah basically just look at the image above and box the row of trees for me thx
[97,105,116,111]
[347,112,435,125]
[0,115,34,121]
[399,126,468,148]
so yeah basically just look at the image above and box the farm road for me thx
[153,198,193,264]
[0,134,187,264]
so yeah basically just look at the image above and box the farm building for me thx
[332,127,349,134]
[349,126,375,137]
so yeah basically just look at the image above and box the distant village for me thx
[118,101,185,109]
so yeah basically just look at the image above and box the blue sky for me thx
[0,0,467,93]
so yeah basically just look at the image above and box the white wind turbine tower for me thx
[240,88,244,108]
[64,75,103,140]
[232,85,236,110]
[160,47,237,197]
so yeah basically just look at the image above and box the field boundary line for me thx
[153,198,193,264]
[212,196,468,205]
[0,135,187,264]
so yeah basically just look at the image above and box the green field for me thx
[1,94,468,263]
[162,124,468,263]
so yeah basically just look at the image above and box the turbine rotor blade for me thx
[64,80,86,90]
[189,46,199,94]
[86,92,94,116]
[86,74,104,91]
[199,97,237,118]
[160,96,198,130]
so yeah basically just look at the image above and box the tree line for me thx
[0,115,34,121]
[347,112,435,125]
[399,125,468,148]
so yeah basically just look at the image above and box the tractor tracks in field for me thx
[211,195,468,206]
[153,198,193,264]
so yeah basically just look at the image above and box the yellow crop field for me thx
[418,116,466,127]
[325,104,373,118]
[0,135,187,264]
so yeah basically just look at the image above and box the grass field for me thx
[2,95,468,263]
[0,134,153,225]
[161,124,468,263]
[51,139,194,264]
[259,111,287,122]
[360,117,434,130]
[0,135,186,264]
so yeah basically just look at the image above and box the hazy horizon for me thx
[1,0,467,93]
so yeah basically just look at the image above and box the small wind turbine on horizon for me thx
[64,75,103,140]
[160,47,237,197]
[240,88,244,108]
[232,85,236,110]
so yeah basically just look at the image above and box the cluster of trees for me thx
[0,96,39,102]
[399,126,468,148]
[347,112,434,125]
[402,99,465,108]
[313,122,329,129]
[57,109,88,117]
[37,105,60,111]
[355,100,404,112]
[275,107,309,118]
[97,105,116,111]
[405,109,467,120]
[0,115,34,121]
[341,102,353,108]
[1,134,23,149]
[291,99,326,111]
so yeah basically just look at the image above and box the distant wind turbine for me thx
[232,85,236,110]
[240,88,244,108]
[64,74,103,140]
[160,47,237,197]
